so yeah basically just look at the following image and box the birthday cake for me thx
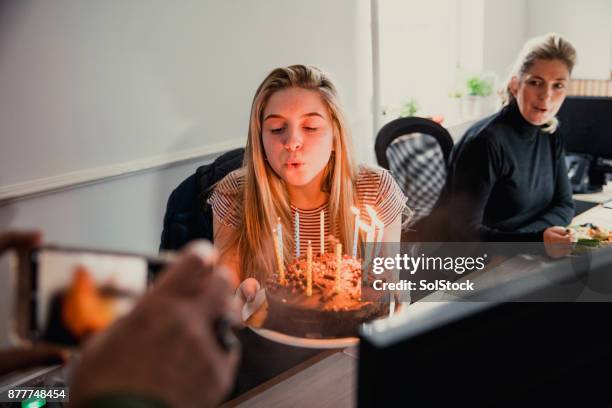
[264,250,389,338]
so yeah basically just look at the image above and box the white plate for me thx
[248,326,359,349]
[242,289,359,349]
[241,288,267,322]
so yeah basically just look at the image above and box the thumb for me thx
[549,226,569,236]
[153,240,218,296]
[239,278,261,303]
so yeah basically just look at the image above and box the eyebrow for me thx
[529,75,568,81]
[263,112,325,121]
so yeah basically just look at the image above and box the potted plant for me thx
[460,72,497,118]
[382,98,444,124]
[382,98,420,119]
[466,75,494,97]
[398,98,420,118]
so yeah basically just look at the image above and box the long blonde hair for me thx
[223,65,358,282]
[502,33,577,133]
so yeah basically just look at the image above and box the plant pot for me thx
[461,95,479,119]
[461,95,498,119]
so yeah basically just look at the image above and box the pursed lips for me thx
[285,158,305,166]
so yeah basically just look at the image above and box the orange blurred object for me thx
[62,265,115,338]
[430,115,445,124]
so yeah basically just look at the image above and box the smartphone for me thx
[12,245,172,347]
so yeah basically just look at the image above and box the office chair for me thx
[160,148,244,251]
[375,116,453,228]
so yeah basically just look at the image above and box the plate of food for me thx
[242,250,394,349]
[568,223,612,250]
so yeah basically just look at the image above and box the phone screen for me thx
[29,248,150,346]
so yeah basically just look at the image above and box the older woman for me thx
[447,33,576,254]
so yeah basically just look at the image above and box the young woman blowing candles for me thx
[446,33,577,258]
[208,65,408,305]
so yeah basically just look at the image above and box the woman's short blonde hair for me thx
[502,33,577,133]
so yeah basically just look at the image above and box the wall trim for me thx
[0,138,245,205]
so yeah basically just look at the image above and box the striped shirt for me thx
[207,165,407,256]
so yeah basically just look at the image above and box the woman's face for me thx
[510,58,570,126]
[261,87,334,188]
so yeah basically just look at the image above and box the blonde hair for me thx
[222,65,358,282]
[502,33,577,133]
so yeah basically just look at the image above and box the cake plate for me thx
[242,289,359,349]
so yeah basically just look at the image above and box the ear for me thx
[509,76,519,97]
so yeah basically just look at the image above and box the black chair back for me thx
[375,116,453,168]
[160,148,244,251]
[375,117,453,227]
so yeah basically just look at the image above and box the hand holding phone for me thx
[70,242,240,408]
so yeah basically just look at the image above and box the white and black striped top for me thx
[208,165,407,256]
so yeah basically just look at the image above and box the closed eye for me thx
[304,127,318,132]
[270,127,285,134]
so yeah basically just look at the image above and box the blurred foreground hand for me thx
[70,241,240,408]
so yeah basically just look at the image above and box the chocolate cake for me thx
[265,252,389,338]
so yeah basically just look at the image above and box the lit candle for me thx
[306,240,313,296]
[335,242,342,292]
[366,205,385,257]
[365,222,374,244]
[294,210,300,258]
[350,206,360,258]
[272,228,286,285]
[320,210,325,255]
[359,220,376,270]
[365,205,378,242]
[277,217,283,257]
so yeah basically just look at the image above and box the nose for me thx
[284,126,303,151]
[539,85,553,101]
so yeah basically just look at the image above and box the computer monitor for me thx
[557,96,612,159]
[557,96,612,191]
[358,247,612,407]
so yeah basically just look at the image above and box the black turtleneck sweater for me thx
[447,101,575,242]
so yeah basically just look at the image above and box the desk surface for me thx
[224,349,356,408]
[573,181,612,204]
[572,203,612,229]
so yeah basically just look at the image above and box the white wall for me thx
[376,0,459,125]
[457,0,485,74]
[375,0,526,127]
[0,0,374,189]
[0,0,373,347]
[483,0,527,82]
[526,0,612,80]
